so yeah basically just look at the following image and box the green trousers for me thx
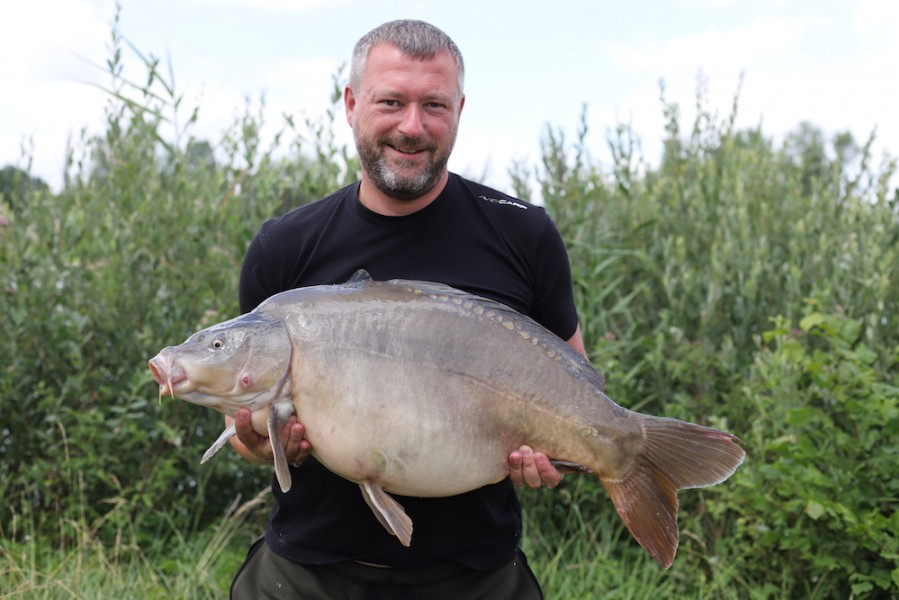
[230,538,543,600]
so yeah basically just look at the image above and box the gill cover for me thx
[172,312,292,408]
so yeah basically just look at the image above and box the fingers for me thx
[285,421,312,465]
[234,408,268,455]
[234,407,311,466]
[532,450,563,488]
[508,445,563,489]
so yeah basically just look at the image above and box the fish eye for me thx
[211,338,225,349]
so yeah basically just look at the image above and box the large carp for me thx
[148,271,744,568]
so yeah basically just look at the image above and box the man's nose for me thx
[398,104,425,137]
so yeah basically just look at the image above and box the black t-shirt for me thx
[239,173,579,570]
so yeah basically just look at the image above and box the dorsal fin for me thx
[346,269,373,285]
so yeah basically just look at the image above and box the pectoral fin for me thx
[201,423,237,464]
[360,482,413,547]
[267,401,296,493]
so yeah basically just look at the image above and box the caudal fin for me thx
[600,417,745,568]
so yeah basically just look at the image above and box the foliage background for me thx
[1,25,897,599]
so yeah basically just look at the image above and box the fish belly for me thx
[291,352,530,497]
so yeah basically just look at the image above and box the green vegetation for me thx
[2,23,897,599]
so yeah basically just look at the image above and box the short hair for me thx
[349,19,465,94]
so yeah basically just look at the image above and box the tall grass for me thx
[1,487,267,599]
[2,14,897,599]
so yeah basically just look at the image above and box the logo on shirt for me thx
[478,195,528,210]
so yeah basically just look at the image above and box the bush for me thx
[731,310,899,596]
[0,22,358,543]
[513,81,899,597]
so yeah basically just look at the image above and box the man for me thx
[229,19,586,599]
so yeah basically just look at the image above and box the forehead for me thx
[360,43,461,97]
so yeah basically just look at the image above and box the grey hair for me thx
[349,20,465,94]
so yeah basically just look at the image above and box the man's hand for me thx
[227,407,312,466]
[507,445,563,488]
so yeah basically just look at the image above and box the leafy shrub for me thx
[731,310,898,597]
[0,22,358,543]
[514,81,898,597]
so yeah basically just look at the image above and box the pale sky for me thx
[2,0,897,193]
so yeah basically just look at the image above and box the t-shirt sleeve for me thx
[238,224,277,314]
[531,213,580,342]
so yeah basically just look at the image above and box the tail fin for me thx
[600,417,745,568]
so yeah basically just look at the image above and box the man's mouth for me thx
[383,136,433,157]
[388,144,427,156]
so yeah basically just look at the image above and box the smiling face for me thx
[345,43,465,215]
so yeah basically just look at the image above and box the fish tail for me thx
[599,417,745,568]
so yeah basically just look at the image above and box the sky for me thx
[2,0,898,193]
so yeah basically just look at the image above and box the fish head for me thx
[148,312,292,415]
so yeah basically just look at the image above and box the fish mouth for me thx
[148,353,190,400]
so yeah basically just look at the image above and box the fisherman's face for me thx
[345,43,465,201]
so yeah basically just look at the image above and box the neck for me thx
[357,171,450,216]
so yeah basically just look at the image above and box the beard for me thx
[354,129,455,201]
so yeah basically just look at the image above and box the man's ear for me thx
[344,85,356,126]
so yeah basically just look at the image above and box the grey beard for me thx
[354,126,456,201]
[367,156,443,201]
